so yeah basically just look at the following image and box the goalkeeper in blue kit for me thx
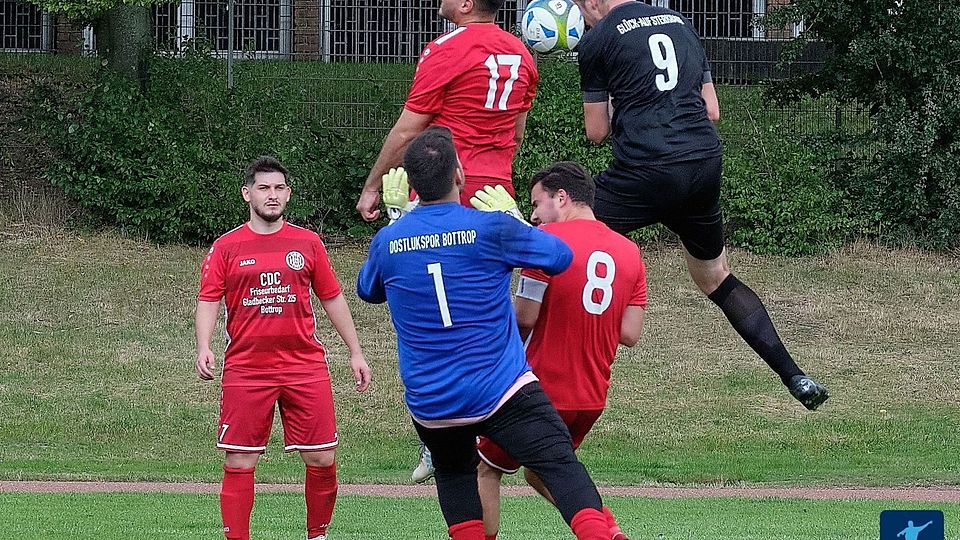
[357,126,620,540]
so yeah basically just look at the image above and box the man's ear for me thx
[241,185,251,202]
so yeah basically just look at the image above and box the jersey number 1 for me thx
[484,54,522,110]
[427,263,453,327]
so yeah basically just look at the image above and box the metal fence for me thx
[0,0,864,138]
[149,0,523,61]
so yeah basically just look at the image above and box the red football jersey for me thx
[198,221,342,387]
[519,220,647,410]
[405,23,538,183]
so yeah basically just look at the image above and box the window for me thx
[0,0,52,51]
[644,0,803,40]
[323,0,522,63]
[671,0,759,39]
[151,0,292,57]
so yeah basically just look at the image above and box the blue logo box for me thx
[880,510,944,540]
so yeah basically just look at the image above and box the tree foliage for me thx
[763,0,960,248]
[25,0,150,23]
[26,0,155,85]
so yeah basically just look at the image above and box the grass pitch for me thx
[0,226,958,486]
[2,492,958,539]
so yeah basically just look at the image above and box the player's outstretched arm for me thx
[319,293,371,392]
[195,300,221,380]
[470,185,527,223]
[357,108,434,222]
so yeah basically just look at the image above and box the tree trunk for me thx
[95,4,153,87]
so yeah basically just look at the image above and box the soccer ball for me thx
[520,0,584,54]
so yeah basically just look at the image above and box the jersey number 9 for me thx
[648,33,678,91]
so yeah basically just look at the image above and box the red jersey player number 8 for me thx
[582,250,616,315]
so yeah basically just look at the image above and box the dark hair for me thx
[474,0,504,15]
[244,156,289,186]
[403,126,458,202]
[530,161,595,208]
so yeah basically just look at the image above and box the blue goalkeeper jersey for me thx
[357,202,573,423]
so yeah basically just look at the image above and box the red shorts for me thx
[217,380,338,453]
[477,409,603,473]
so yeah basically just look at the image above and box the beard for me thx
[438,5,453,22]
[253,204,285,223]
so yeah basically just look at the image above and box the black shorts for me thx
[593,156,724,261]
[413,382,601,525]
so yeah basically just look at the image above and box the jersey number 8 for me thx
[582,250,616,315]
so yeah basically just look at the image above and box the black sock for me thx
[707,274,804,385]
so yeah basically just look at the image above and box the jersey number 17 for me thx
[483,54,522,110]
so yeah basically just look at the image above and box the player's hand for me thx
[196,348,217,380]
[470,184,516,212]
[357,189,381,222]
[350,351,371,392]
[470,185,527,223]
[382,167,410,215]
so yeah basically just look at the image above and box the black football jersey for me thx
[578,2,722,166]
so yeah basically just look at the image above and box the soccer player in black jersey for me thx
[573,0,829,410]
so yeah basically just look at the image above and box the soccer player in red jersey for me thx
[356,0,538,220]
[195,156,372,540]
[474,162,647,540]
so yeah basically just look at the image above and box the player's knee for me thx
[224,451,261,470]
[687,257,730,295]
[300,449,336,467]
[477,461,503,481]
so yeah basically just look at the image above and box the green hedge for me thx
[25,54,858,253]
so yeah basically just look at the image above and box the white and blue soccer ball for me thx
[521,0,585,54]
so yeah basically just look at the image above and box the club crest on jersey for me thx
[239,258,256,267]
[286,251,305,271]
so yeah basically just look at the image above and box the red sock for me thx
[570,508,610,540]
[448,519,485,540]
[603,505,627,540]
[305,464,338,539]
[220,466,255,540]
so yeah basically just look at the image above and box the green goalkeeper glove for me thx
[382,167,416,223]
[469,185,527,223]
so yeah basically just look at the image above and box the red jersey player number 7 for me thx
[196,156,371,540]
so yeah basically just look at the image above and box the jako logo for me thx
[880,510,944,540]
[239,258,256,267]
